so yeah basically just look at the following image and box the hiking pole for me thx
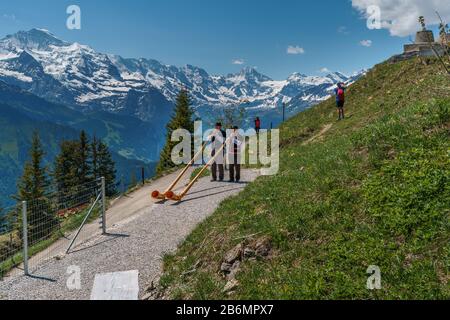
[167,134,235,202]
[151,142,208,200]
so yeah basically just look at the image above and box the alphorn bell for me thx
[167,134,234,202]
[151,141,207,200]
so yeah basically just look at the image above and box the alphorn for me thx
[151,141,208,200]
[166,133,235,202]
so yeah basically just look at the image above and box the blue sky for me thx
[0,0,421,79]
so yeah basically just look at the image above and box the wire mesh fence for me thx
[0,178,108,278]
[0,204,23,279]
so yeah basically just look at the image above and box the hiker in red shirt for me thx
[255,117,261,134]
[334,83,346,121]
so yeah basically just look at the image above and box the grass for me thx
[160,57,450,300]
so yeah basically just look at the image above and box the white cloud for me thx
[232,59,245,65]
[338,26,350,34]
[352,0,450,37]
[287,45,305,55]
[360,39,373,47]
[319,67,330,73]
[2,14,17,21]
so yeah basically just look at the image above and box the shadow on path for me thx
[70,233,130,254]
[26,274,57,283]
[171,186,246,205]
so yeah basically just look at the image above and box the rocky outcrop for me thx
[220,236,273,294]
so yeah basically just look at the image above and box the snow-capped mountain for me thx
[111,57,363,113]
[0,29,365,125]
[0,29,172,122]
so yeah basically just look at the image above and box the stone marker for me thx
[90,270,139,300]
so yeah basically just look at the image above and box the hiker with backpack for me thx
[335,82,346,120]
[255,117,261,134]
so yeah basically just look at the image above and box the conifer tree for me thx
[54,134,116,198]
[15,132,55,242]
[54,140,80,196]
[97,140,117,196]
[157,89,194,173]
[77,130,92,186]
[91,136,100,181]
[16,132,49,202]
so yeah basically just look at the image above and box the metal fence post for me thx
[101,177,106,234]
[22,201,29,276]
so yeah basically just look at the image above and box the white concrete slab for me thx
[90,270,139,300]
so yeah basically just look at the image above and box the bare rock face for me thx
[220,262,233,273]
[254,236,272,258]
[227,261,241,281]
[223,279,239,293]
[219,236,274,294]
[221,244,244,281]
[142,278,166,300]
[224,243,243,264]
[243,247,256,259]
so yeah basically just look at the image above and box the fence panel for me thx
[25,179,103,273]
[0,178,113,278]
[0,204,22,279]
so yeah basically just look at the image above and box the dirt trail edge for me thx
[0,168,260,300]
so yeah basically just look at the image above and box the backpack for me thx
[337,88,345,102]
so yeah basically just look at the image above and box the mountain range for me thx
[0,28,366,205]
[0,29,364,125]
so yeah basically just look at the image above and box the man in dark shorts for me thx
[334,82,346,120]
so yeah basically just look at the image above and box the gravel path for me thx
[0,169,259,300]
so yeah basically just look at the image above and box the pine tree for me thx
[157,89,194,173]
[77,130,92,186]
[97,141,117,196]
[91,136,100,181]
[54,131,92,194]
[15,132,55,243]
[16,132,49,202]
[54,140,80,197]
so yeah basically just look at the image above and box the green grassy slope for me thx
[160,58,450,300]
